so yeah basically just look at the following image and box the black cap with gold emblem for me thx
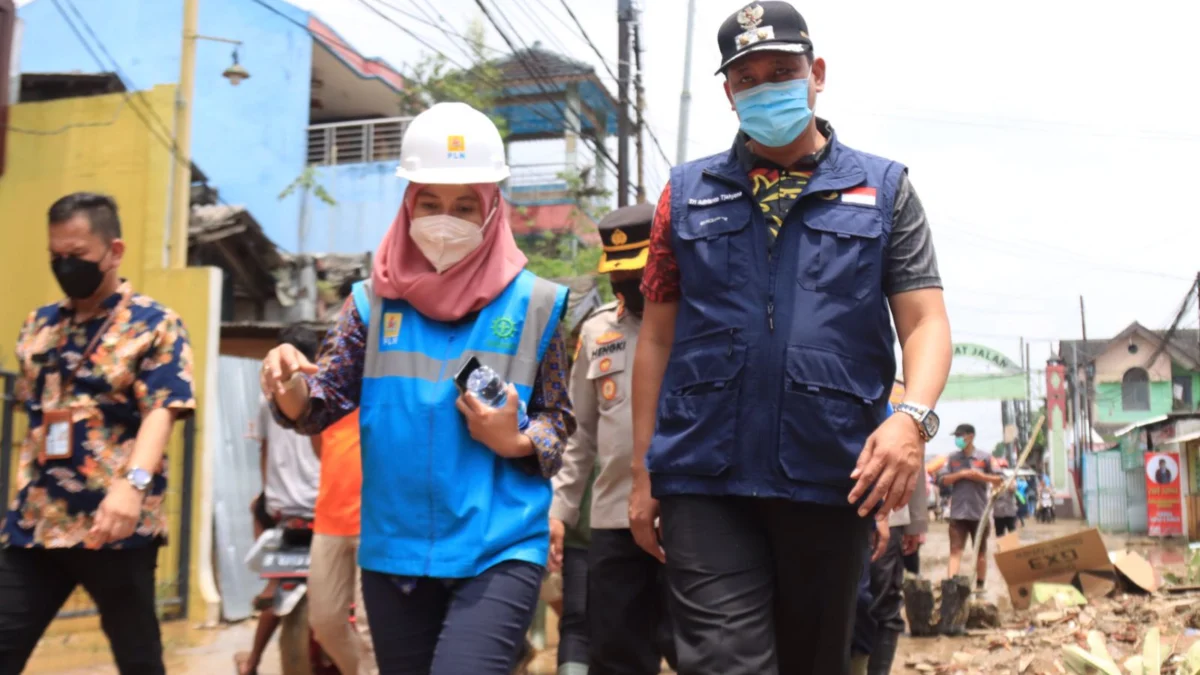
[596,202,653,274]
[716,1,813,75]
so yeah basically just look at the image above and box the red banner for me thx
[1145,451,1183,537]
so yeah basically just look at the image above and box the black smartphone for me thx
[454,356,483,394]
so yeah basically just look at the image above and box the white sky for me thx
[22,0,1200,454]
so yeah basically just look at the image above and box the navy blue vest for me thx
[646,132,905,506]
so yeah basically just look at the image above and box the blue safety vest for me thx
[646,131,905,506]
[351,270,568,577]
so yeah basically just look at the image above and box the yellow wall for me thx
[0,86,220,628]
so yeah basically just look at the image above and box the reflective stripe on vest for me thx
[350,270,569,578]
[357,274,564,389]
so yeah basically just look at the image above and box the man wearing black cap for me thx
[629,2,952,673]
[937,424,1002,592]
[552,204,677,675]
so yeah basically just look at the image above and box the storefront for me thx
[1112,414,1200,540]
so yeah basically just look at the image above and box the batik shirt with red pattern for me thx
[3,281,196,549]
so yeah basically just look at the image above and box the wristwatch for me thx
[125,466,153,493]
[895,403,940,442]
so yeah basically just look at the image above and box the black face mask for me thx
[610,277,645,316]
[51,254,107,300]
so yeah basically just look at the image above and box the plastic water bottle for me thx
[466,365,530,431]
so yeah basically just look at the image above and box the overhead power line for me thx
[47,0,187,171]
[471,0,619,173]
[1144,280,1199,369]
[555,0,620,85]
[357,0,620,175]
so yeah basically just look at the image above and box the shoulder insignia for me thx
[595,330,624,345]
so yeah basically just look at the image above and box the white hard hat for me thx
[395,102,510,185]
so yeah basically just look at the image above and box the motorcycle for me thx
[249,517,340,675]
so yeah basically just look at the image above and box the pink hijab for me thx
[370,183,527,322]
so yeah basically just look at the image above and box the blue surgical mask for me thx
[732,78,814,148]
[954,437,967,450]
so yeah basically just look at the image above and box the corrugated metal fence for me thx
[212,356,269,622]
[1083,449,1148,534]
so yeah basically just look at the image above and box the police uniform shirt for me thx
[550,301,640,530]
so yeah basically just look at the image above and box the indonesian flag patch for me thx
[841,187,877,207]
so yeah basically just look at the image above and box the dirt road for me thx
[29,517,1180,674]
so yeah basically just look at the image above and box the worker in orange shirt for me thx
[308,407,376,674]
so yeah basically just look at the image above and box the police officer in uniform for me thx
[551,204,677,675]
[629,3,953,674]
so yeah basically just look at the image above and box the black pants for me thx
[865,527,905,675]
[588,528,677,675]
[994,516,1017,537]
[361,560,542,675]
[558,546,590,667]
[0,545,164,675]
[659,496,873,675]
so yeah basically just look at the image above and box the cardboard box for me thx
[994,528,1117,610]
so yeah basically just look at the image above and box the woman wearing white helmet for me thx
[261,102,573,674]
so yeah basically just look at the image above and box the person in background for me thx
[992,460,1018,538]
[1038,471,1056,524]
[1015,474,1029,527]
[308,397,376,675]
[261,102,573,675]
[937,424,1002,592]
[545,472,595,675]
[851,405,928,675]
[0,193,195,675]
[551,204,677,675]
[849,521,889,675]
[238,325,323,675]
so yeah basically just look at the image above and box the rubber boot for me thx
[867,630,900,675]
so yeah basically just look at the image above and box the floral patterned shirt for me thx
[279,298,574,479]
[2,281,196,549]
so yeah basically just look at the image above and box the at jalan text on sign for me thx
[952,343,1020,373]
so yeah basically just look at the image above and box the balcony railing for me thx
[307,117,413,166]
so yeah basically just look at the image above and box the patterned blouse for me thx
[281,298,574,478]
[3,281,196,549]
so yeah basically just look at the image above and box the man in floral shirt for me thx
[0,193,195,675]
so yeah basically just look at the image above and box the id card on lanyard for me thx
[38,301,124,464]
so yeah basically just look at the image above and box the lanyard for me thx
[55,297,128,398]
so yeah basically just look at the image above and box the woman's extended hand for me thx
[260,344,317,420]
[456,384,534,458]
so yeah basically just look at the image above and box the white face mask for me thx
[409,214,484,273]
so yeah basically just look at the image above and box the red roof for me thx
[308,16,405,92]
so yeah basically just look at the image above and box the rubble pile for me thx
[901,593,1200,674]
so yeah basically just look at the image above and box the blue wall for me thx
[308,162,408,254]
[18,0,314,252]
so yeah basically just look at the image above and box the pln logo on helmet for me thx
[447,135,467,160]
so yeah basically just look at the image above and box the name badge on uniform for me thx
[40,408,74,462]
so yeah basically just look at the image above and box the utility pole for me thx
[1079,296,1093,454]
[616,0,633,207]
[632,18,646,204]
[169,0,200,269]
[1026,341,1032,453]
[1071,342,1083,476]
[675,0,697,165]
[1018,336,1027,445]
